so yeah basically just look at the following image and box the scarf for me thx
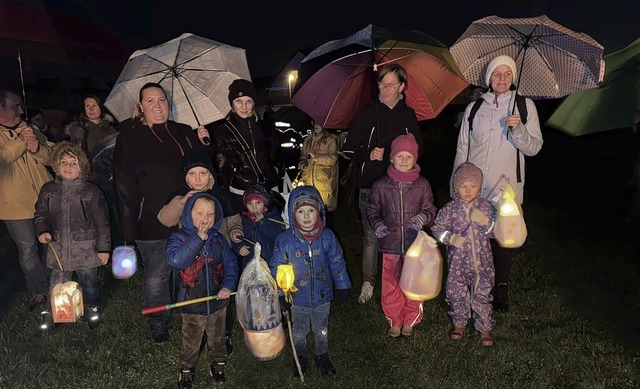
[386,164,421,183]
[294,218,324,242]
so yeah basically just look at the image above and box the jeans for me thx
[136,239,171,324]
[358,189,378,285]
[49,267,100,307]
[291,302,331,358]
[4,219,48,295]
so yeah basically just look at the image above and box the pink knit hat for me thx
[390,133,419,159]
[454,162,483,189]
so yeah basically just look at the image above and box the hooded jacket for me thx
[299,129,339,211]
[269,186,351,308]
[165,192,239,315]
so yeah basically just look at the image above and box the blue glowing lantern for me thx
[112,246,138,279]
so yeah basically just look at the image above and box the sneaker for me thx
[387,327,401,338]
[40,310,54,330]
[358,281,374,304]
[401,325,413,336]
[293,355,308,379]
[150,321,169,343]
[315,354,336,376]
[481,331,494,347]
[210,362,226,383]
[30,294,47,312]
[450,324,465,340]
[225,333,233,355]
[178,367,195,388]
[85,306,101,329]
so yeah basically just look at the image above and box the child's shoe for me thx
[178,367,195,388]
[293,355,308,379]
[210,362,226,383]
[315,353,336,376]
[481,331,493,347]
[450,324,465,340]
[387,326,401,338]
[401,325,413,336]
[39,310,54,330]
[150,321,169,343]
[85,306,101,329]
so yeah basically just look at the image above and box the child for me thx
[34,141,111,330]
[366,132,437,338]
[270,185,351,378]
[166,192,239,387]
[430,162,496,347]
[233,184,286,270]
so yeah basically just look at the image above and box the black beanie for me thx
[228,79,257,105]
[182,148,215,178]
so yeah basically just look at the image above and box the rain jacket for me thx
[269,186,351,308]
[298,129,339,211]
[0,121,53,220]
[166,193,239,315]
[342,97,422,189]
[34,176,111,271]
[233,205,285,269]
[452,90,543,204]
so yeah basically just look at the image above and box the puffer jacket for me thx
[34,177,111,271]
[299,130,339,211]
[366,174,437,254]
[166,193,239,315]
[233,205,286,268]
[269,186,351,308]
[65,113,118,159]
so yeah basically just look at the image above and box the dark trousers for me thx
[180,309,227,368]
[490,239,513,305]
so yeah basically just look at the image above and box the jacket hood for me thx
[180,192,223,235]
[287,185,326,227]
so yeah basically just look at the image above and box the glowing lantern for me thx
[494,183,528,248]
[276,264,297,303]
[112,246,138,279]
[400,231,443,301]
[51,281,84,323]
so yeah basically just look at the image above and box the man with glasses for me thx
[342,63,423,305]
[0,87,52,311]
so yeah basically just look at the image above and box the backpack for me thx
[466,94,528,183]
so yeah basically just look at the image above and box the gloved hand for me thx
[450,234,467,248]
[470,209,490,226]
[279,296,291,317]
[375,225,390,239]
[333,289,349,305]
[406,214,428,231]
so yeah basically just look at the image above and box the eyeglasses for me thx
[233,99,255,107]
[378,82,401,90]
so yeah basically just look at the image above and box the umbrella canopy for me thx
[291,24,467,129]
[450,15,605,99]
[105,33,251,129]
[546,37,640,136]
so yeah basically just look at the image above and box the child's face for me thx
[191,198,215,230]
[57,154,80,181]
[246,199,266,215]
[457,181,480,203]
[186,167,212,191]
[294,205,318,231]
[390,151,415,173]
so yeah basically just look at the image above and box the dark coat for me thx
[233,205,286,269]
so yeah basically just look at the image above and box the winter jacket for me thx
[452,90,543,204]
[34,177,111,271]
[112,118,201,241]
[299,130,339,211]
[233,205,286,268]
[166,193,239,316]
[64,113,118,159]
[0,121,53,220]
[269,186,351,308]
[342,97,422,189]
[366,174,437,254]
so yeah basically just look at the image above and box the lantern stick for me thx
[141,292,237,315]
[267,218,288,227]
[283,310,304,381]
[47,240,64,271]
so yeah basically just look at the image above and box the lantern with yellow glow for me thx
[276,264,297,303]
[494,183,528,248]
[400,231,443,301]
[51,281,84,323]
[112,245,138,279]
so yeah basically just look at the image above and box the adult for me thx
[0,87,52,311]
[342,63,422,304]
[213,79,281,211]
[451,55,543,312]
[112,82,211,343]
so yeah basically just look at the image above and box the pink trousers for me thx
[381,253,423,328]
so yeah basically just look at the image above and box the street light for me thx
[287,71,298,101]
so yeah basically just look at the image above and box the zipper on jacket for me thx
[308,242,314,305]
[400,183,405,254]
[80,200,88,222]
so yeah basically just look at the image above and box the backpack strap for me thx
[466,99,484,161]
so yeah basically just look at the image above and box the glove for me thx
[406,214,428,231]
[279,296,291,316]
[450,234,467,248]
[333,289,349,306]
[375,225,390,239]
[470,209,490,226]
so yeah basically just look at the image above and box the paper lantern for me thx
[400,231,443,301]
[112,245,138,279]
[51,281,84,323]
[494,183,528,248]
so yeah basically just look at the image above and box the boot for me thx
[40,310,54,330]
[293,355,308,379]
[210,362,226,383]
[493,283,510,313]
[150,321,169,343]
[481,331,494,347]
[315,353,336,376]
[177,367,195,388]
[85,305,101,329]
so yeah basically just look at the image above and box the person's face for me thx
[191,198,215,230]
[378,72,404,105]
[490,65,514,95]
[457,181,480,203]
[140,87,169,125]
[232,96,254,119]
[246,199,266,215]
[57,154,81,181]
[294,205,318,231]
[391,151,415,173]
[186,167,212,191]
[0,92,24,127]
[84,97,102,122]
[312,122,323,133]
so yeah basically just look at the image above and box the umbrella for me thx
[291,24,467,129]
[104,33,251,130]
[546,37,640,136]
[450,15,606,99]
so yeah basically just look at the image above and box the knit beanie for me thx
[485,55,517,87]
[293,192,320,214]
[182,148,214,178]
[390,133,419,159]
[454,162,483,189]
[228,79,257,105]
[244,184,270,207]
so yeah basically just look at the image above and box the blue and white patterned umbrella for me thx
[450,15,605,99]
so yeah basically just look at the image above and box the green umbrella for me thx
[546,37,640,136]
